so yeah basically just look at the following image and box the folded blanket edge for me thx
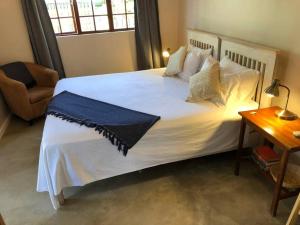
[47,111,130,156]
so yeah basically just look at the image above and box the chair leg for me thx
[28,120,34,126]
[286,194,300,225]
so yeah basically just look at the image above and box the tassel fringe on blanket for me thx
[46,91,160,156]
[47,111,129,155]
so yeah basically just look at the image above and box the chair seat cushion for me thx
[1,62,36,88]
[28,87,54,104]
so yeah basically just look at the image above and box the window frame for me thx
[47,0,135,36]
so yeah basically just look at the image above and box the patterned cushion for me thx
[186,56,222,104]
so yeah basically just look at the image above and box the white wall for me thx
[0,0,34,129]
[178,0,300,115]
[158,0,180,53]
[57,31,137,77]
[58,0,180,77]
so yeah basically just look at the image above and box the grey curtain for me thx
[134,0,164,70]
[21,0,65,79]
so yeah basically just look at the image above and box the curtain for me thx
[21,0,65,79]
[134,0,164,70]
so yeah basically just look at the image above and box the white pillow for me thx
[178,47,212,81]
[164,46,187,76]
[220,56,250,74]
[191,47,212,60]
[186,56,222,103]
[220,56,260,104]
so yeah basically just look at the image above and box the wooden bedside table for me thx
[235,106,300,216]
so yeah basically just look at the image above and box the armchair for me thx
[0,62,59,122]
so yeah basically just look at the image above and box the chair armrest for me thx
[0,70,32,116]
[0,70,29,99]
[25,63,59,87]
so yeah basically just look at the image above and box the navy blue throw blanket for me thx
[47,91,160,156]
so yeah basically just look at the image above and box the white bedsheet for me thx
[37,68,258,209]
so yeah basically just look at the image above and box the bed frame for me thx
[220,36,279,108]
[56,30,280,207]
[187,29,220,60]
[187,29,279,108]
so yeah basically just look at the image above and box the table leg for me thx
[286,193,300,225]
[271,150,289,217]
[235,118,246,176]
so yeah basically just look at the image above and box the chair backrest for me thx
[0,62,36,89]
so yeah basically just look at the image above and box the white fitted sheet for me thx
[37,68,258,209]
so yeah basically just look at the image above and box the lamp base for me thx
[275,110,298,120]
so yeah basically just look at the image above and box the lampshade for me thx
[264,79,297,120]
[264,79,280,97]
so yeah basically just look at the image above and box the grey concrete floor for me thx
[0,117,298,225]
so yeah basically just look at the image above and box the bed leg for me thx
[58,190,65,206]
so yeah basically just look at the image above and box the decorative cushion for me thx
[164,46,187,76]
[186,56,222,103]
[178,47,212,81]
[28,87,53,104]
[1,62,36,88]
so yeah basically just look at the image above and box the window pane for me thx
[113,15,127,29]
[111,0,125,14]
[51,19,61,34]
[125,0,134,13]
[56,0,73,17]
[60,18,75,33]
[80,17,95,31]
[77,0,93,16]
[127,14,134,28]
[95,16,109,30]
[45,0,58,18]
[93,0,108,15]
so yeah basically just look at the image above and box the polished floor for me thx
[0,117,297,225]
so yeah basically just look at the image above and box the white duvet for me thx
[37,68,257,209]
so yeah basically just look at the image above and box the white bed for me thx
[37,30,279,209]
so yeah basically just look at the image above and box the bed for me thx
[37,30,279,209]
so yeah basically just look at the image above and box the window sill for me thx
[56,29,135,39]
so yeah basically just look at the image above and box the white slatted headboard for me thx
[187,29,220,60]
[220,37,280,108]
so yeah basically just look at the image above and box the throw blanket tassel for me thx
[48,111,130,156]
[47,91,160,156]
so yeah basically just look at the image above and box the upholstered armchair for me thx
[0,62,59,123]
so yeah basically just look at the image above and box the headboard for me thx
[220,37,280,108]
[187,29,220,60]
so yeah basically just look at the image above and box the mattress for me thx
[37,68,258,209]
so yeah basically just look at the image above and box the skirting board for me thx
[0,114,11,140]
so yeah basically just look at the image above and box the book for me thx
[254,146,280,162]
[252,146,280,171]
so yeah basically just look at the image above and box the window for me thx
[45,0,135,35]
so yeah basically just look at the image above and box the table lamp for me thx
[265,79,297,120]
[162,48,171,58]
[162,48,171,67]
